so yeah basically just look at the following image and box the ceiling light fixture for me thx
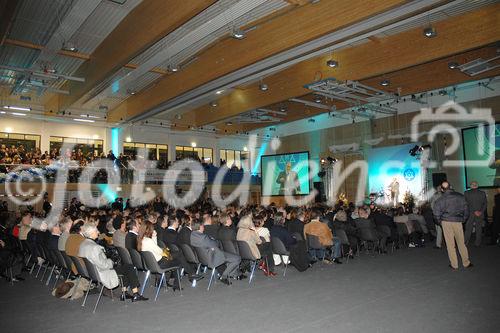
[168,64,179,73]
[3,105,31,111]
[80,114,100,119]
[215,90,224,95]
[423,26,437,38]
[448,61,459,69]
[73,118,95,123]
[314,95,322,103]
[380,79,390,86]
[226,121,233,126]
[259,83,269,91]
[62,41,78,52]
[191,142,197,148]
[231,28,246,40]
[11,112,26,116]
[210,101,218,107]
[326,59,338,68]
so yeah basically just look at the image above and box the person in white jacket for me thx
[78,223,147,302]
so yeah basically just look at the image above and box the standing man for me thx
[464,181,487,247]
[389,177,400,207]
[433,181,472,270]
[431,185,444,249]
[276,162,300,195]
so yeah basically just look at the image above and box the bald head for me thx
[470,181,478,189]
[441,181,450,190]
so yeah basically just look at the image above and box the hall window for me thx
[0,132,41,152]
[175,146,213,164]
[49,136,103,157]
[220,149,249,169]
[123,142,168,168]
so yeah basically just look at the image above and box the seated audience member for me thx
[125,218,139,250]
[78,223,147,302]
[370,207,398,247]
[18,212,32,241]
[112,216,127,248]
[237,214,276,276]
[254,214,277,276]
[355,207,388,253]
[58,217,72,251]
[177,216,192,245]
[162,216,179,245]
[287,209,305,238]
[0,229,24,282]
[47,223,61,251]
[270,212,298,266]
[304,210,342,264]
[203,214,220,239]
[65,220,85,273]
[330,209,358,257]
[191,221,243,284]
[394,207,420,247]
[138,221,182,290]
[408,207,429,236]
[217,212,236,241]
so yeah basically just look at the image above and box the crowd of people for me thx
[1,181,499,304]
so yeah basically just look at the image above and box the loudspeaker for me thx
[313,182,325,203]
[432,173,447,188]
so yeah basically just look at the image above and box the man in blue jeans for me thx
[304,210,342,264]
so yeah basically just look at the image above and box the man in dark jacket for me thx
[464,181,487,247]
[217,213,236,241]
[433,181,472,269]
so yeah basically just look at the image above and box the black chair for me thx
[53,250,72,286]
[305,234,327,261]
[179,243,201,287]
[36,244,51,280]
[237,241,261,284]
[377,225,396,252]
[357,227,380,255]
[82,258,124,313]
[157,239,167,249]
[396,223,409,247]
[271,237,290,276]
[44,248,61,286]
[141,251,182,300]
[116,246,133,266]
[192,246,218,291]
[69,255,91,304]
[333,228,351,261]
[221,240,239,256]
[129,248,150,296]
[60,251,75,276]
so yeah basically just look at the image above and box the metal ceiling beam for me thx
[0,65,85,83]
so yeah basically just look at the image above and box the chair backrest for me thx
[168,243,180,252]
[70,255,88,277]
[116,246,133,265]
[82,257,101,283]
[221,240,239,255]
[408,219,422,233]
[396,223,409,235]
[179,244,199,264]
[271,237,289,255]
[157,239,166,249]
[140,251,162,274]
[192,246,215,268]
[53,249,67,269]
[306,234,324,250]
[129,248,146,270]
[333,228,350,245]
[292,232,304,241]
[377,225,392,238]
[60,251,74,271]
[237,240,258,261]
[359,227,378,242]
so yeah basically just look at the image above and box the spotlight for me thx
[231,28,246,40]
[308,118,315,123]
[279,104,287,112]
[423,26,437,38]
[210,101,218,107]
[314,95,322,103]
[326,59,338,68]
[448,61,459,69]
[380,79,390,87]
[168,64,179,72]
[259,83,269,91]
[62,41,78,52]
[225,121,233,126]
[215,90,224,95]
[320,158,326,164]
[438,90,447,96]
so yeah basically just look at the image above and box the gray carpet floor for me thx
[1,245,499,333]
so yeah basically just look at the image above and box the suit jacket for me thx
[190,231,225,268]
[78,239,119,289]
[204,224,220,240]
[163,228,178,245]
[177,227,192,245]
[125,232,138,250]
[464,189,487,214]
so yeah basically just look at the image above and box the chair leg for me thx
[46,265,56,286]
[249,261,257,284]
[25,254,32,267]
[93,285,105,313]
[140,270,150,296]
[35,262,43,278]
[40,263,49,281]
[282,256,288,277]
[9,267,14,286]
[176,269,183,296]
[82,280,92,307]
[155,273,164,301]
[207,268,216,291]
[192,264,201,288]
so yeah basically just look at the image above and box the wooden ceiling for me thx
[3,0,498,135]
